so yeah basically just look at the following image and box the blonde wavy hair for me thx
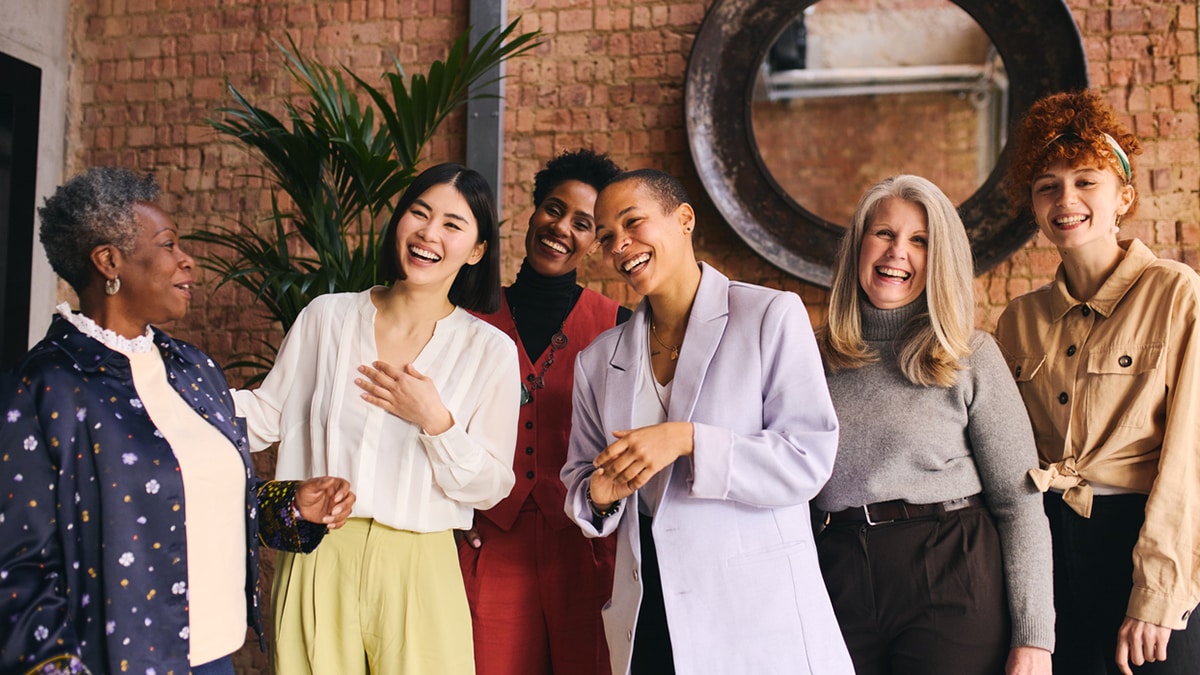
[818,175,975,388]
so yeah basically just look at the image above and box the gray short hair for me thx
[38,167,159,292]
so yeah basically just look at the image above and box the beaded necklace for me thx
[512,303,569,405]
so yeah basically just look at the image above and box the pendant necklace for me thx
[646,329,672,416]
[649,315,681,361]
[513,304,568,405]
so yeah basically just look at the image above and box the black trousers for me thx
[1045,492,1200,675]
[630,512,675,675]
[817,505,1009,675]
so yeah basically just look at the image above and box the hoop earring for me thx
[105,276,121,296]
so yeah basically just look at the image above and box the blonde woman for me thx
[814,175,1054,675]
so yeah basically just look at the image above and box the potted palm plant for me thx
[186,20,538,383]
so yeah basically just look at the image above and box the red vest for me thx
[475,288,622,531]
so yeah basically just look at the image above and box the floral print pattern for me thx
[0,317,326,674]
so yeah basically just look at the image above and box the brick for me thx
[1179,5,1197,30]
[1111,8,1147,32]
[1084,9,1109,33]
[559,9,593,32]
[1111,34,1152,60]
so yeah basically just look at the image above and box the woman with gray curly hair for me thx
[0,167,355,675]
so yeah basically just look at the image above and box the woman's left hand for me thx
[1005,645,1051,675]
[295,476,356,529]
[357,361,454,435]
[1116,617,1173,675]
[592,422,694,490]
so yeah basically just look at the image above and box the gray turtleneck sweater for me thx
[814,299,1055,652]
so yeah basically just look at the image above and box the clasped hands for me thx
[588,422,694,509]
[295,476,355,529]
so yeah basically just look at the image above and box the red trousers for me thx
[459,502,616,675]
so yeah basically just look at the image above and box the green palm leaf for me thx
[185,19,540,381]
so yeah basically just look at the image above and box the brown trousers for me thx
[817,505,1010,675]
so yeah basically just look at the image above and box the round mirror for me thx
[752,1,1006,226]
[686,0,1088,287]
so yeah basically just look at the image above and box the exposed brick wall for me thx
[63,0,1199,671]
[753,93,984,225]
[977,1,1200,329]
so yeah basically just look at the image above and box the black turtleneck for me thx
[505,259,631,361]
[506,260,583,361]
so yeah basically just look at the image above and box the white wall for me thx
[1,0,70,347]
[806,0,990,69]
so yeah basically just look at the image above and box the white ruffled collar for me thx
[57,302,155,354]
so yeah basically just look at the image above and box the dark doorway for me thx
[0,52,40,367]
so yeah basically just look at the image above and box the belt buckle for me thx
[863,504,895,526]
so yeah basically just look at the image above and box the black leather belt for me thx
[827,494,985,526]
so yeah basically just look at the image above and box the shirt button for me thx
[525,421,533,430]
[1066,345,1077,357]
[1081,305,1092,317]
[526,471,535,479]
[627,630,633,641]
[1118,355,1133,367]
[633,568,639,581]
[1058,392,1069,404]
[1014,366,1022,377]
[525,447,534,455]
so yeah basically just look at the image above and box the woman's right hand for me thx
[356,361,454,434]
[454,526,482,549]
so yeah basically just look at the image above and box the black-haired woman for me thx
[234,163,521,674]
[462,149,629,675]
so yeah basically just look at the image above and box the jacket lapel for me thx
[670,262,729,422]
[603,302,648,431]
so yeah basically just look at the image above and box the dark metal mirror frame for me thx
[685,0,1089,287]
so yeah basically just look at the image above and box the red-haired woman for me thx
[996,91,1200,675]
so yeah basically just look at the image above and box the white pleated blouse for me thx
[233,289,520,533]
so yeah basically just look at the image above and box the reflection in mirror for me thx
[751,0,1008,226]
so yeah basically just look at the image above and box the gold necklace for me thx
[649,319,681,361]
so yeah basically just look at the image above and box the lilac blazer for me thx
[562,263,853,675]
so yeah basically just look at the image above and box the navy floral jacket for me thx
[0,317,327,675]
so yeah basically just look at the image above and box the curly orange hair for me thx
[1006,90,1142,217]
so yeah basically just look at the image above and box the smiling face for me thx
[114,202,196,328]
[857,197,929,310]
[392,182,486,294]
[1031,159,1134,253]
[524,179,601,277]
[595,179,695,298]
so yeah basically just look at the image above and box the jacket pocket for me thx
[1085,344,1164,429]
[1006,354,1054,441]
